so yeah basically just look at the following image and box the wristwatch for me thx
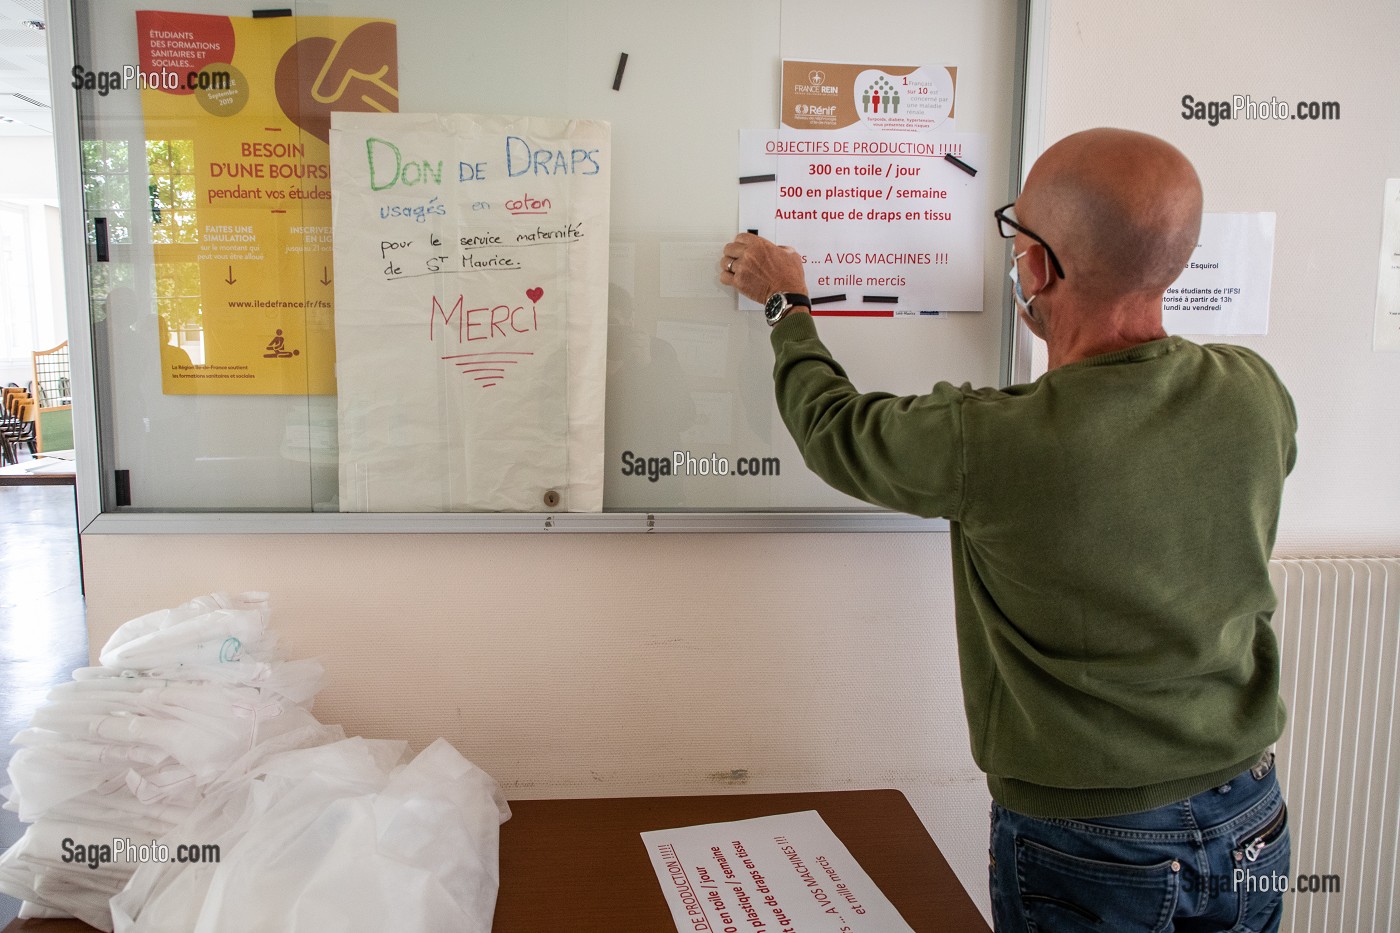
[764,292,811,327]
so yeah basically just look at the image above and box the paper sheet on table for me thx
[642,810,914,933]
[19,459,74,475]
[330,112,610,511]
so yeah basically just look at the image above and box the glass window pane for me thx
[171,140,195,175]
[105,141,129,172]
[69,0,1011,516]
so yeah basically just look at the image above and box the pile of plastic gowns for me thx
[0,593,509,932]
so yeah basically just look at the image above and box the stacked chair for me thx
[2,384,38,464]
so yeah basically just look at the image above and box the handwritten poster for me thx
[781,60,957,134]
[1162,212,1275,336]
[136,10,397,394]
[739,129,986,316]
[643,811,914,933]
[330,113,610,512]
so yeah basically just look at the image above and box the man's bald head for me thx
[1019,129,1202,300]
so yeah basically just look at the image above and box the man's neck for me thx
[1045,296,1169,369]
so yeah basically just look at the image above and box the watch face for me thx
[764,293,786,323]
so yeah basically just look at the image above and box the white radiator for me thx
[1272,557,1400,933]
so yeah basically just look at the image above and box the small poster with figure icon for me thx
[781,60,956,134]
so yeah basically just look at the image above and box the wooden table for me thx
[3,789,989,932]
[0,458,75,486]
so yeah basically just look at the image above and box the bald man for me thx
[720,129,1296,931]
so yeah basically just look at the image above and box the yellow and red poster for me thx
[136,10,397,394]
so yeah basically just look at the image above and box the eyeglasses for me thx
[994,202,1066,280]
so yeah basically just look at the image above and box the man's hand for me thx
[719,233,808,305]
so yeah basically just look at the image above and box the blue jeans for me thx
[990,756,1290,932]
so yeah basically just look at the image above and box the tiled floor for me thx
[0,483,88,926]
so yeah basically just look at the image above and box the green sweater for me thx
[771,313,1297,818]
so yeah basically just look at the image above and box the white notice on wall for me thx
[642,810,914,933]
[738,129,986,317]
[1162,212,1275,336]
[1373,179,1400,351]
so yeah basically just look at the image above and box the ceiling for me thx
[0,0,51,136]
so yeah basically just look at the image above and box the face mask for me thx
[1009,250,1041,324]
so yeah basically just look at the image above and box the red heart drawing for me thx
[526,287,544,304]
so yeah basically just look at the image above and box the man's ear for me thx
[1023,242,1054,295]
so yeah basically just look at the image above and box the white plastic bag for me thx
[5,592,510,933]
[99,592,273,671]
[0,593,336,929]
[111,738,510,933]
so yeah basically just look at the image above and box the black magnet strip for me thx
[943,153,977,176]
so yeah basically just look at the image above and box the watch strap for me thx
[766,292,811,326]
